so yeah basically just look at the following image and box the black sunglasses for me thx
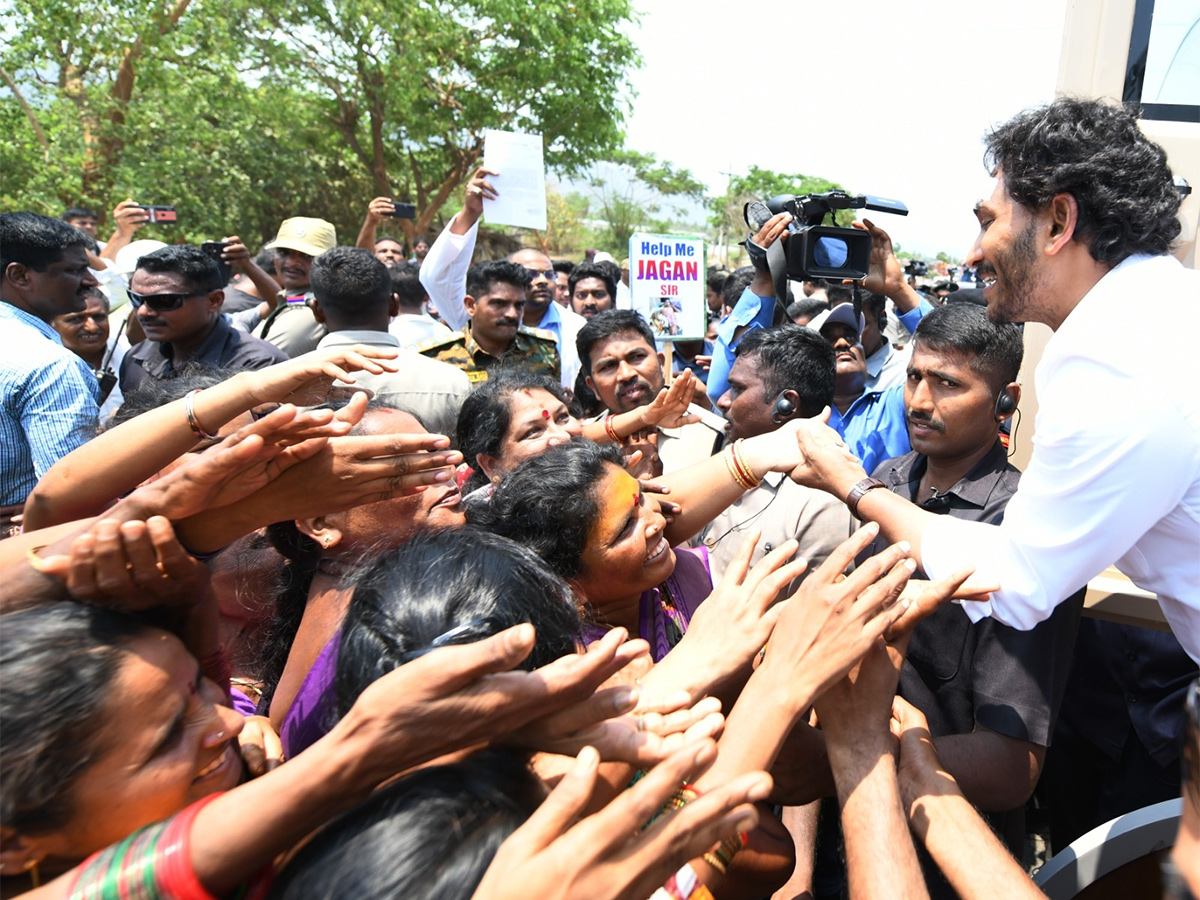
[524,267,557,281]
[128,290,207,312]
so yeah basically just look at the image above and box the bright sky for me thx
[620,0,1072,259]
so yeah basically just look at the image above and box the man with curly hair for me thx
[787,97,1200,662]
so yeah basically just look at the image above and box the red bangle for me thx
[605,414,623,444]
[160,794,224,900]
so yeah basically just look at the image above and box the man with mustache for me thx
[787,98,1200,663]
[418,168,586,389]
[1,212,101,535]
[812,303,911,476]
[861,301,1083,896]
[577,309,723,474]
[419,260,559,385]
[251,217,339,357]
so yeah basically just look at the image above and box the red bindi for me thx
[541,409,550,419]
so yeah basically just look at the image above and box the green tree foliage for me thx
[241,0,640,241]
[588,150,706,255]
[0,0,640,248]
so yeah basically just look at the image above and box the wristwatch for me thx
[846,477,886,519]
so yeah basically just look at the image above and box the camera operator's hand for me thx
[853,218,923,310]
[366,197,396,223]
[745,211,792,294]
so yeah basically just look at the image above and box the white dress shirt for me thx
[920,254,1200,661]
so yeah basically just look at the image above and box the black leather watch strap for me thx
[846,477,887,519]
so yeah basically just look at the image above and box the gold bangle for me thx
[724,444,754,490]
[730,439,762,489]
[702,852,728,875]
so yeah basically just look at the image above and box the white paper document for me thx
[482,129,548,230]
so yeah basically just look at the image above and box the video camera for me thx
[744,190,908,282]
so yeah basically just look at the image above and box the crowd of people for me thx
[1,97,1197,900]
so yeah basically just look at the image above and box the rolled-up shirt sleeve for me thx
[706,286,774,405]
[922,357,1200,654]
[419,219,478,332]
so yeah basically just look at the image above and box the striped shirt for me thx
[1,303,99,505]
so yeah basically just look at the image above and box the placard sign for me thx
[628,233,706,340]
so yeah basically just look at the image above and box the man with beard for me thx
[577,309,723,474]
[419,168,586,388]
[0,213,101,534]
[786,97,1200,661]
[418,260,558,384]
[567,261,617,320]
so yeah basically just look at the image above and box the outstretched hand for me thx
[639,369,700,430]
[336,625,644,783]
[758,523,915,713]
[471,740,771,900]
[783,408,867,495]
[246,345,401,407]
[127,404,339,523]
[36,515,209,610]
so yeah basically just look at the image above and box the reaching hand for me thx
[510,676,726,767]
[471,741,771,900]
[758,524,915,713]
[37,515,209,610]
[117,404,341,526]
[664,531,808,693]
[638,370,701,429]
[884,566,985,640]
[245,345,401,407]
[784,409,867,495]
[335,625,643,782]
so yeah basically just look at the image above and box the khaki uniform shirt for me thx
[256,297,326,358]
[693,471,854,583]
[417,324,559,384]
[315,330,470,438]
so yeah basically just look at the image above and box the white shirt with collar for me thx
[920,253,1200,661]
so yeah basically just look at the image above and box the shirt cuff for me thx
[896,298,933,334]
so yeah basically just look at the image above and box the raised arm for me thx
[419,167,497,331]
[895,698,1047,900]
[355,197,396,250]
[220,235,281,307]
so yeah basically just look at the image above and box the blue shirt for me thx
[1,303,100,505]
[706,286,775,404]
[827,383,911,477]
